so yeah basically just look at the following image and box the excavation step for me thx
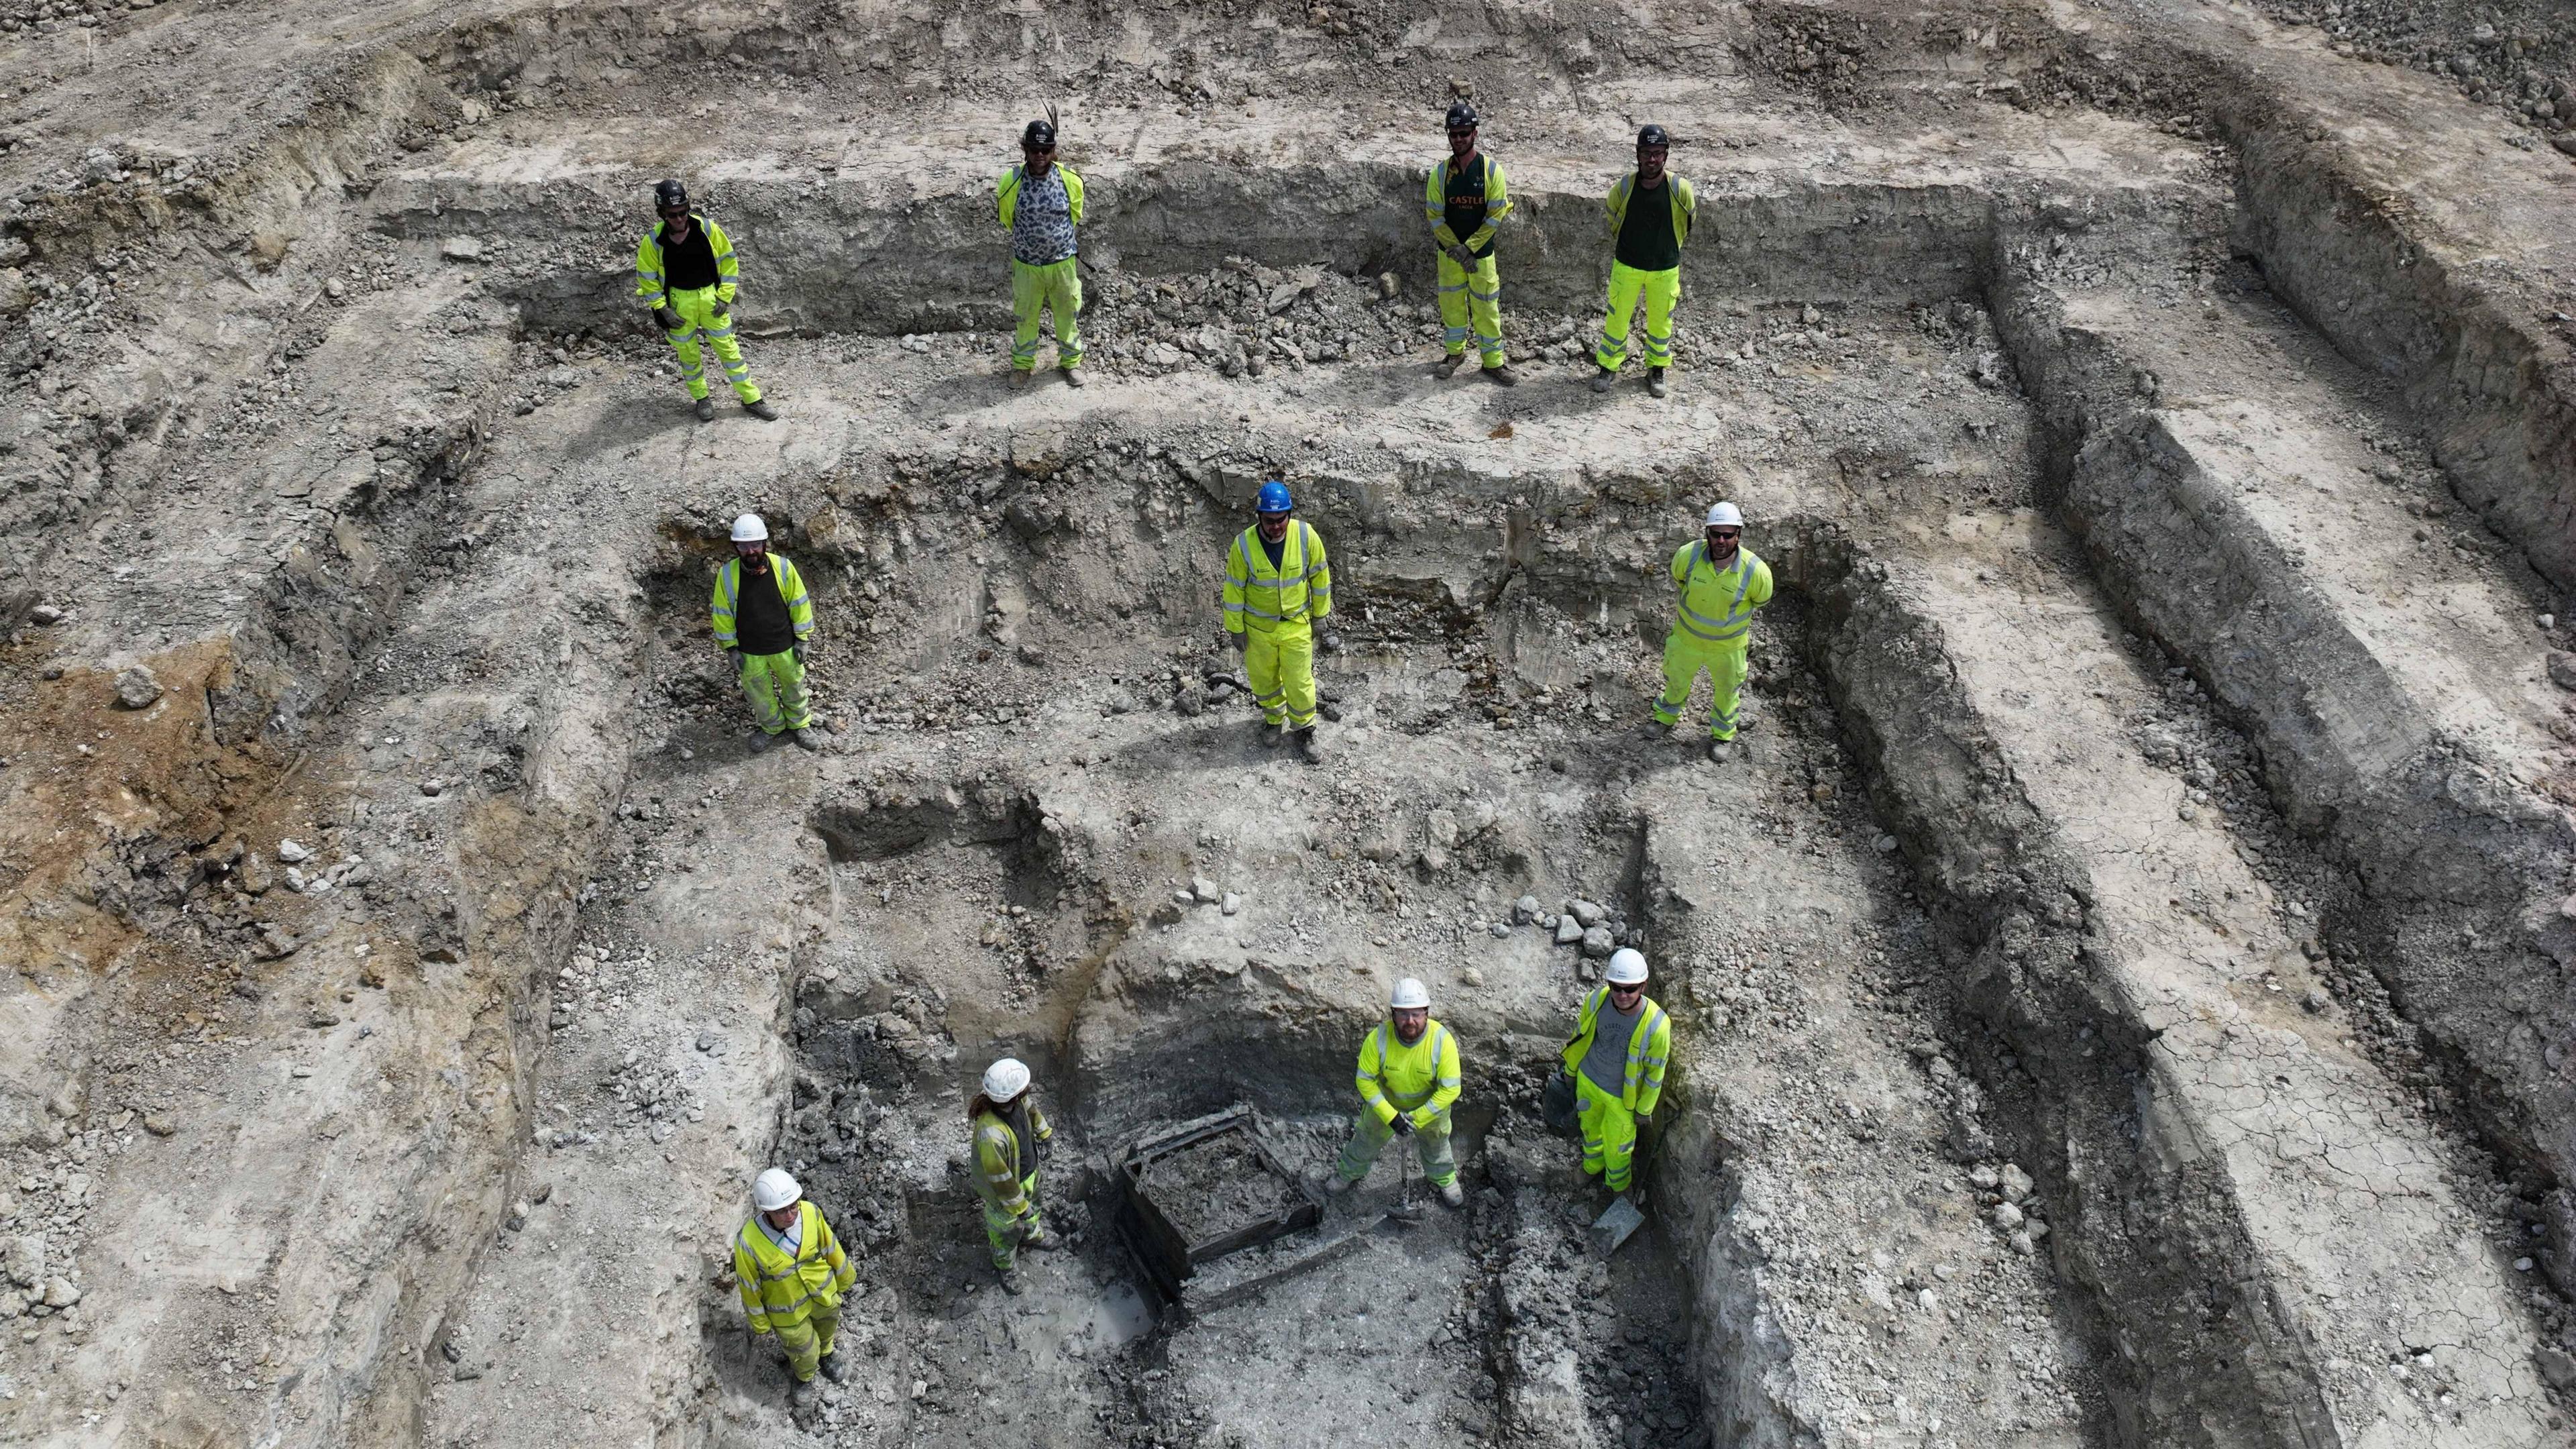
[1872,513,2559,1446]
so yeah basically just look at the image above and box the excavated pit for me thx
[6,3,2576,1447]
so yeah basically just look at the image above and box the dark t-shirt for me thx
[659,219,720,292]
[733,559,795,655]
[1442,154,1495,260]
[1615,178,1680,272]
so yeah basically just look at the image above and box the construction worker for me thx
[711,513,820,752]
[1644,501,1772,761]
[1222,481,1332,763]
[1424,101,1518,386]
[997,118,1086,388]
[970,1057,1058,1293]
[1592,125,1698,399]
[1560,949,1671,1203]
[731,1168,858,1407]
[1326,977,1466,1208]
[635,179,778,422]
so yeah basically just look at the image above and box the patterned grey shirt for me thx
[1010,166,1077,266]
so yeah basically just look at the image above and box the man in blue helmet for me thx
[1222,481,1332,763]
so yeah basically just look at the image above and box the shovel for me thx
[1386,1118,1426,1226]
[1590,1120,1656,1257]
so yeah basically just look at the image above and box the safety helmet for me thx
[1390,977,1431,1011]
[730,513,769,543]
[752,1167,802,1212]
[1022,119,1057,149]
[1445,101,1479,131]
[653,178,689,211]
[982,1057,1032,1102]
[1254,480,1293,515]
[1705,501,1744,529]
[1605,949,1650,986]
[1636,123,1670,149]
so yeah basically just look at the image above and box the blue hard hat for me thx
[1255,480,1293,513]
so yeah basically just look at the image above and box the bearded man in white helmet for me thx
[1559,949,1672,1203]
[1326,977,1466,1208]
[1643,500,1772,761]
[730,1167,858,1405]
[969,1057,1057,1293]
[710,511,821,751]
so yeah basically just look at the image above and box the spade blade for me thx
[1591,1192,1646,1257]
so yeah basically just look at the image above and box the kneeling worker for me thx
[732,1168,858,1407]
[1560,949,1671,1203]
[1327,977,1465,1208]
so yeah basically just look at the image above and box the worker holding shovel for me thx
[1560,949,1670,1218]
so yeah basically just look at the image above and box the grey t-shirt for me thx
[1011,167,1077,266]
[1580,993,1646,1097]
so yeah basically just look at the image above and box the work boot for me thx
[790,1379,820,1409]
[1435,353,1468,379]
[751,729,782,752]
[1635,719,1668,743]
[1023,1226,1061,1252]
[1709,737,1735,763]
[1646,368,1670,398]
[790,727,820,753]
[1062,366,1086,388]
[996,1266,1025,1296]
[1591,367,1618,394]
[1009,369,1032,390]
[1293,727,1324,764]
[1438,1182,1465,1209]
[745,398,780,421]
[693,397,716,421]
[1484,363,1520,386]
[818,1350,849,1384]
[1324,1173,1357,1197]
[1257,718,1285,749]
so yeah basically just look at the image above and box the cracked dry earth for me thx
[4,1,2576,1446]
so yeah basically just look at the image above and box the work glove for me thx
[724,646,743,673]
[1229,631,1248,653]
[1636,1112,1653,1130]
[710,301,730,321]
[1035,1134,1053,1160]
[1389,1113,1413,1138]
[1450,244,1477,267]
[653,305,684,331]
[791,641,806,666]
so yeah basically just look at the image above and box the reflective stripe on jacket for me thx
[972,1100,1054,1216]
[731,1199,856,1334]
[1355,1017,1462,1128]
[710,553,814,651]
[1222,521,1331,633]
[636,215,742,311]
[1603,173,1698,253]
[997,164,1086,229]
[1668,543,1771,644]
[1424,154,1513,254]
[1559,987,1671,1114]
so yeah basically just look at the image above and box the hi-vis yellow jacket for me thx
[635,214,742,311]
[1560,986,1672,1114]
[1223,522,1332,637]
[1666,541,1771,646]
[1355,1016,1462,1130]
[731,1199,856,1335]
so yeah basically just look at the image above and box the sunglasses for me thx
[1709,529,1741,539]
[1448,128,1475,138]
[1610,983,1644,997]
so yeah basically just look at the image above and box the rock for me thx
[440,235,484,262]
[506,1200,531,1231]
[1417,847,1450,874]
[2302,985,2330,1014]
[901,333,932,354]
[41,1277,80,1308]
[1221,892,1241,916]
[1192,877,1220,903]
[307,1009,339,1028]
[530,1181,553,1205]
[4,1236,43,1288]
[421,778,444,797]
[696,1029,718,1053]
[28,603,60,626]
[237,855,274,894]
[1554,917,1585,946]
[1873,834,1898,853]
[1570,900,1607,928]
[1513,895,1542,924]
[112,665,162,709]
[2007,1229,2034,1255]
[1462,967,1485,987]
[2549,653,2576,691]
[2536,1346,2576,1390]
[1992,1201,2026,1229]
[44,1076,83,1120]
[276,839,311,863]
[1968,1165,2001,1190]
[1581,926,1615,958]
[2555,133,2576,158]
[1486,922,1509,938]
[142,1114,176,1137]
[453,1363,484,1382]
[324,277,347,300]
[1378,272,1399,299]
[1427,810,1460,849]
[2000,1163,2033,1203]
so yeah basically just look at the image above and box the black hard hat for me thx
[1022,119,1057,148]
[1636,123,1670,149]
[1446,101,1479,131]
[653,178,688,211]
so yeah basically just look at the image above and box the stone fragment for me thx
[41,1277,79,1308]
[2551,653,2576,691]
[1417,847,1450,874]
[506,1200,531,1231]
[1992,1201,2025,1229]
[1570,900,1606,928]
[2302,986,2330,1013]
[1460,967,1485,987]
[142,1114,176,1137]
[1554,917,1584,946]
[1873,834,1898,853]
[1377,272,1399,299]
[1581,926,1615,958]
[1191,877,1220,904]
[1513,895,1542,924]
[1221,892,1241,916]
[1426,810,1460,848]
[440,235,484,261]
[2000,1163,2033,1202]
[277,839,311,863]
[112,665,161,709]
[1487,922,1509,938]
[28,604,60,625]
[4,1236,42,1289]
[421,779,444,797]
[2536,1346,2576,1390]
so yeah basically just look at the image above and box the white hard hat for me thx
[1605,949,1650,985]
[731,512,769,543]
[752,1167,802,1213]
[981,1057,1032,1102]
[1704,501,1744,529]
[1390,977,1431,1011]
